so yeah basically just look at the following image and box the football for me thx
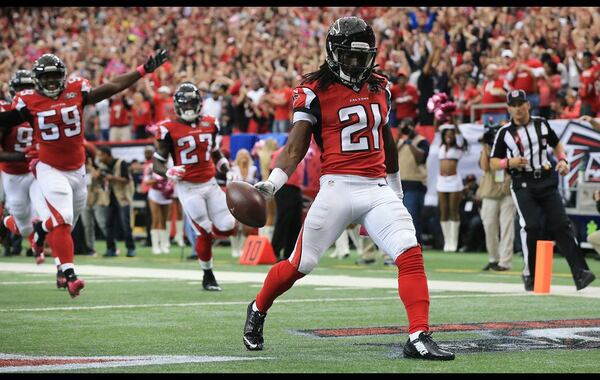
[225,181,267,227]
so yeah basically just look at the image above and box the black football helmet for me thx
[174,82,202,122]
[32,54,67,98]
[9,70,34,97]
[325,16,377,91]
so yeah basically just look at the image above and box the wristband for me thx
[499,158,508,169]
[136,65,147,77]
[267,168,288,193]
[557,152,566,161]
[386,171,404,199]
[216,157,230,172]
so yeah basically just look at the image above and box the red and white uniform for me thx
[156,116,234,234]
[481,78,511,114]
[579,64,600,114]
[0,99,37,236]
[12,77,89,228]
[289,75,416,274]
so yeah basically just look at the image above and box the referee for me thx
[490,89,595,291]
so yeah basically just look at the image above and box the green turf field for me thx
[1,242,599,373]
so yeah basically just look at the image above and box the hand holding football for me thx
[226,181,267,227]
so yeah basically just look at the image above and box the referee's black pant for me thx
[271,184,303,260]
[510,171,589,283]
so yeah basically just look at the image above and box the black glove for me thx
[143,49,169,73]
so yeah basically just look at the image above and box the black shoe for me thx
[243,300,266,351]
[202,269,222,291]
[575,270,596,291]
[522,275,534,291]
[482,262,498,271]
[355,258,376,265]
[403,332,455,361]
[56,270,67,289]
[492,265,510,272]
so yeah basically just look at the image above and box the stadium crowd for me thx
[0,7,599,264]
[1,6,599,141]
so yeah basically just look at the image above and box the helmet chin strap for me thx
[180,110,199,122]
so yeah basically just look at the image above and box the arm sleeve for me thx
[544,119,560,147]
[292,86,320,126]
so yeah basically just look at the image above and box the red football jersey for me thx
[292,74,391,178]
[0,100,33,174]
[12,77,90,171]
[156,115,220,183]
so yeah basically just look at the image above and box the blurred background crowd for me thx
[1,6,599,141]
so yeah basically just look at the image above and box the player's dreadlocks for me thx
[301,63,387,93]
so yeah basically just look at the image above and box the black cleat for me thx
[243,300,266,351]
[403,332,455,361]
[202,269,222,291]
[56,270,67,289]
[575,270,596,291]
[522,275,534,291]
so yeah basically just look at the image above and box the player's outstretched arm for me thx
[254,120,312,199]
[0,108,28,130]
[86,49,169,105]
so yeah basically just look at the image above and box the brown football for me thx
[225,181,267,228]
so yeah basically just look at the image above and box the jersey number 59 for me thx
[37,105,82,141]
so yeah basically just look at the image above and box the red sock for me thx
[212,225,235,237]
[395,245,430,334]
[49,224,74,266]
[44,217,54,232]
[195,228,213,262]
[255,260,305,313]
[4,215,20,235]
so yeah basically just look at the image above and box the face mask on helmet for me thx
[325,17,377,91]
[9,70,34,97]
[174,87,202,122]
[32,54,67,98]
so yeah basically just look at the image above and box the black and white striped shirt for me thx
[490,116,560,172]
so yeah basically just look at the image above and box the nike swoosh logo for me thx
[378,184,387,187]
[244,336,258,349]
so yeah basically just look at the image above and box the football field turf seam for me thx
[0,293,533,313]
[1,262,598,299]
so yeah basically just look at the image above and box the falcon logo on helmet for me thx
[325,16,377,92]
[9,69,35,98]
[32,54,67,99]
[174,82,202,122]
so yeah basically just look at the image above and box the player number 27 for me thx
[37,105,81,141]
[339,104,382,152]
[177,133,213,164]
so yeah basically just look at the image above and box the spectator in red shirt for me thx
[109,94,132,142]
[578,51,597,117]
[480,63,510,125]
[390,68,419,126]
[452,73,481,124]
[507,43,544,116]
[538,60,562,119]
[131,92,153,139]
[498,49,516,82]
[145,80,175,123]
[264,74,293,133]
[558,89,582,119]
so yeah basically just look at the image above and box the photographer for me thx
[477,123,515,271]
[96,147,136,258]
[588,190,600,260]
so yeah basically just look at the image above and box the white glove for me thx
[226,171,235,185]
[166,165,186,181]
[254,180,276,199]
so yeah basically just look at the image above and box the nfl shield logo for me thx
[512,90,519,97]
[65,92,76,99]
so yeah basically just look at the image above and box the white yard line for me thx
[0,262,598,299]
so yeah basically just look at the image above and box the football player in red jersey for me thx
[242,17,454,361]
[0,70,46,263]
[0,49,168,298]
[153,82,235,292]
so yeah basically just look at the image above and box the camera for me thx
[481,123,502,146]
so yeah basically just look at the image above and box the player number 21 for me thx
[339,104,382,152]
